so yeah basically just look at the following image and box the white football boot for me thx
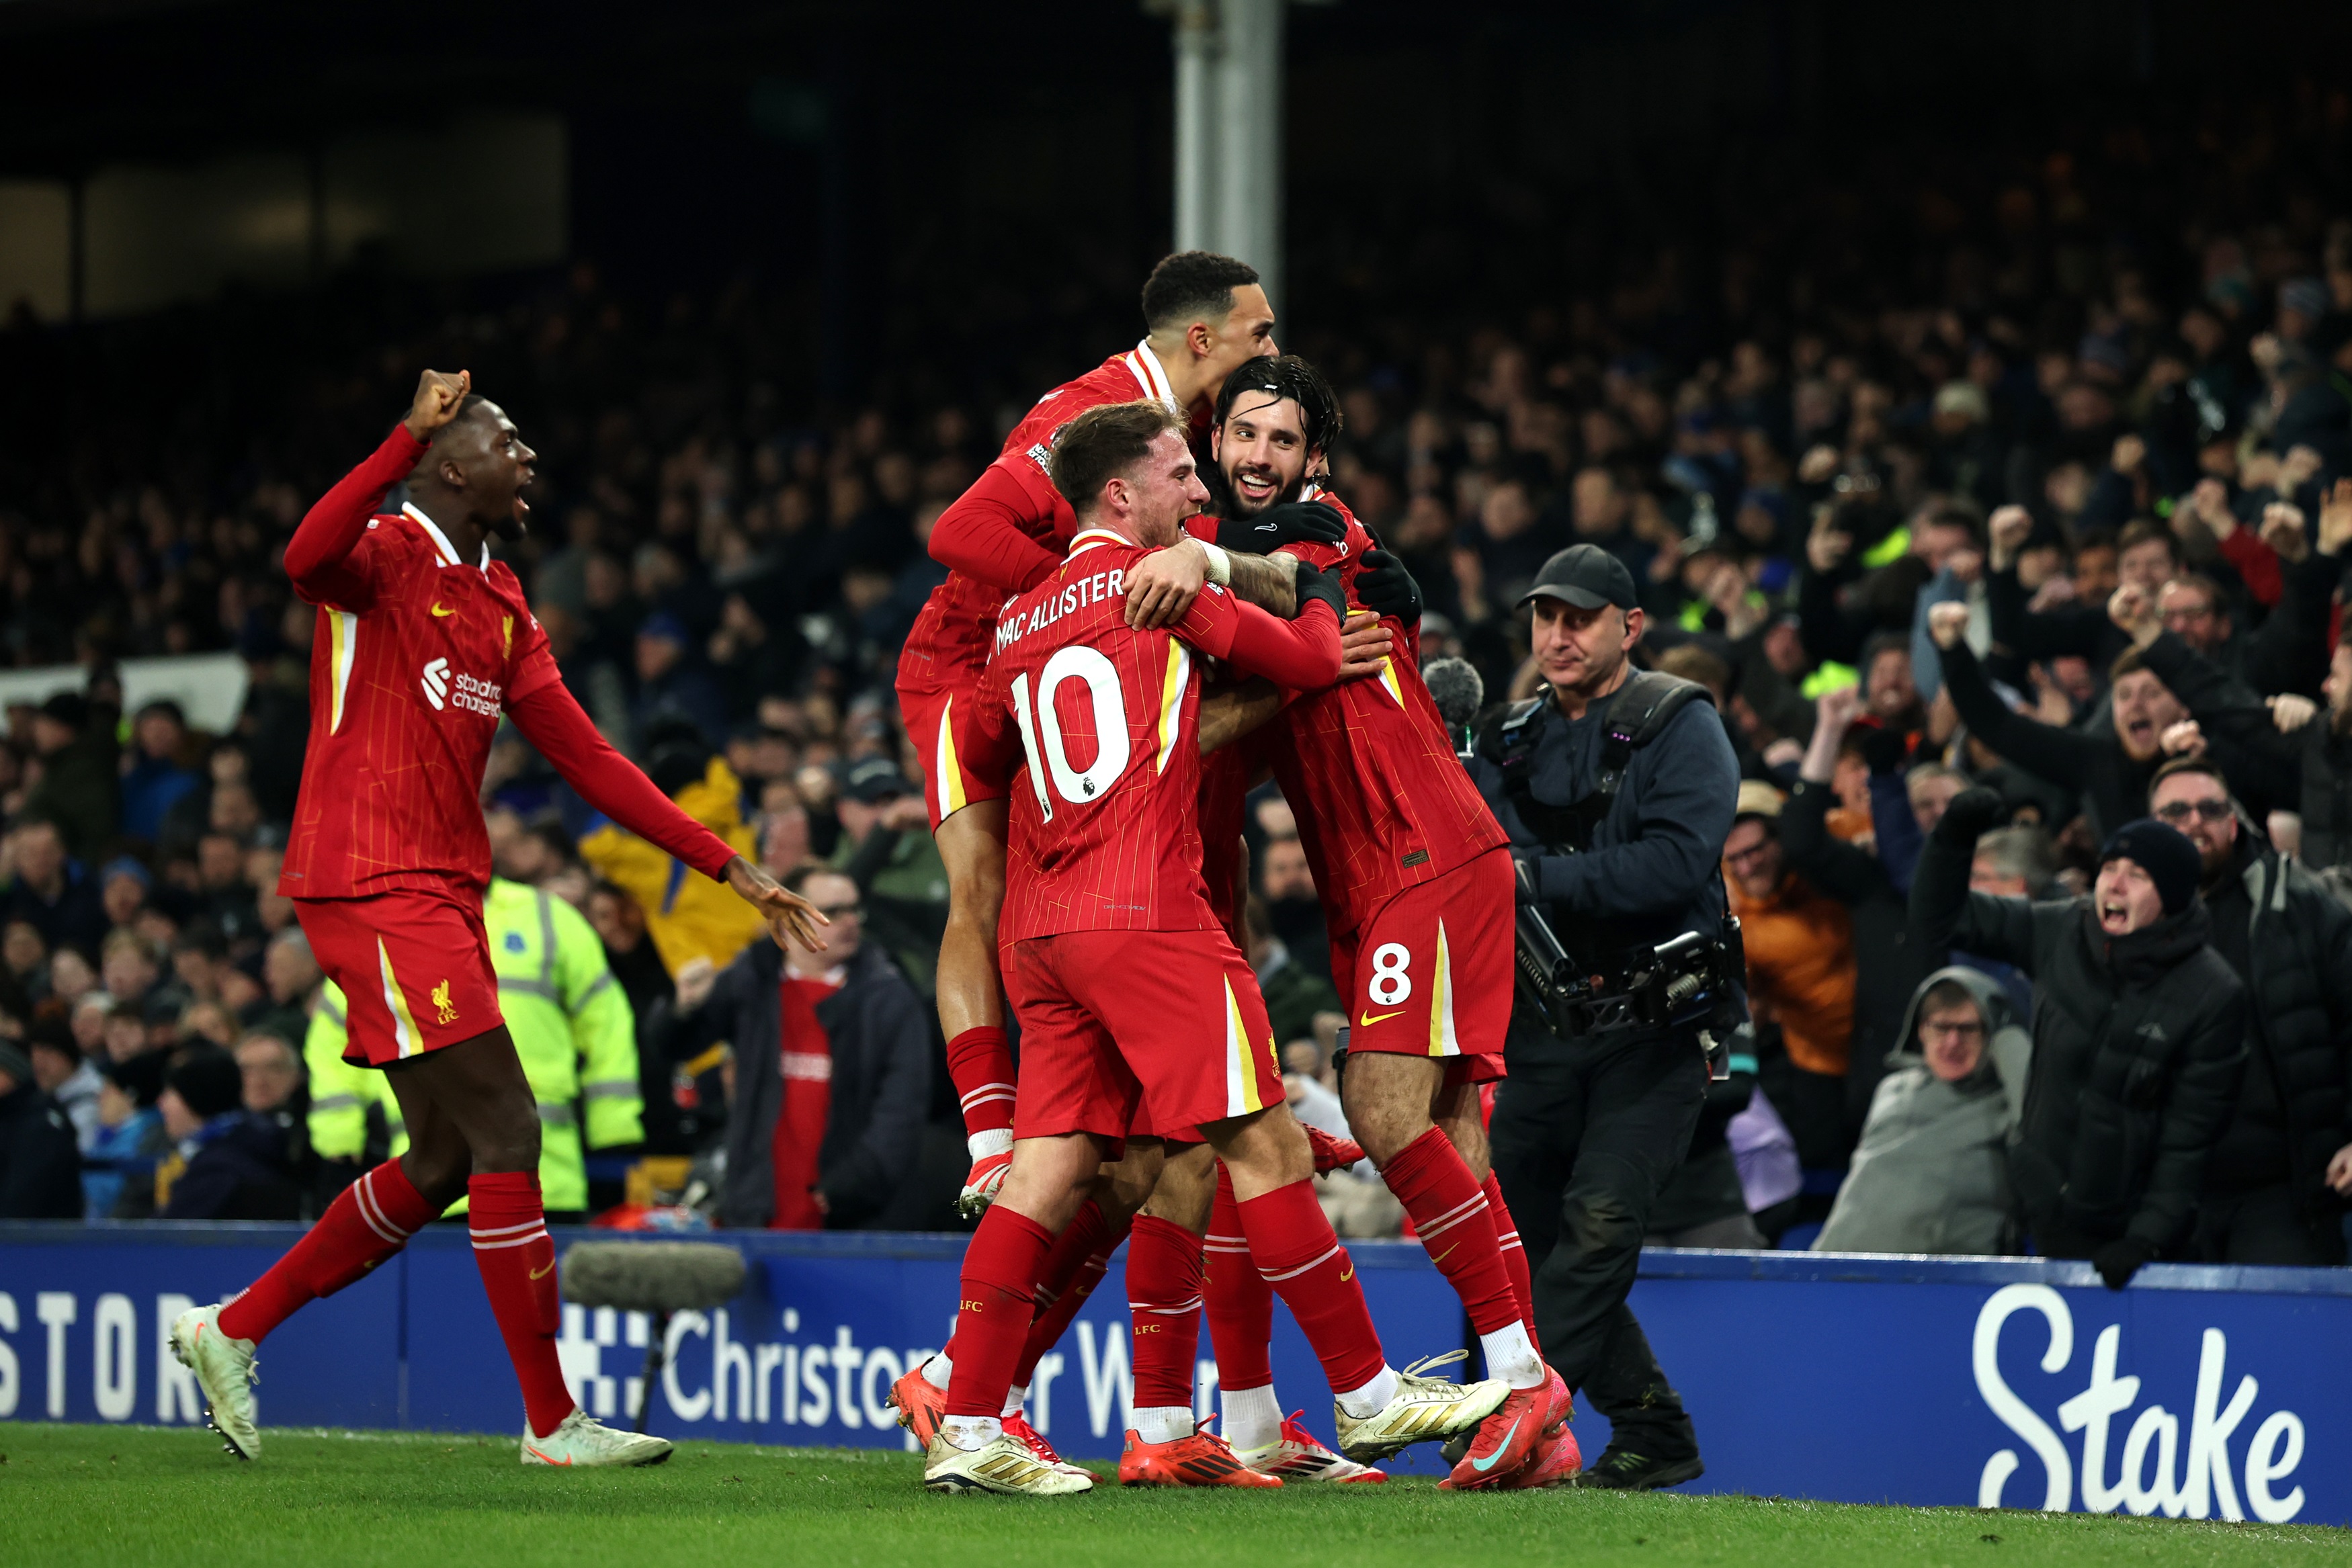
[168,1303,261,1461]
[521,1409,675,1467]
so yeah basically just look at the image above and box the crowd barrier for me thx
[1,1223,2344,1521]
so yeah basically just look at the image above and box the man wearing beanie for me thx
[157,1044,300,1221]
[1910,787,2246,1288]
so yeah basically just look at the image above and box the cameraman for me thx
[1472,544,1741,1490]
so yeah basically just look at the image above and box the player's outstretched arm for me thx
[1183,566,1345,690]
[505,681,831,953]
[927,461,1063,591]
[285,369,469,598]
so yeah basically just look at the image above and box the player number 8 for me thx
[1010,646,1132,819]
[1369,943,1413,1006]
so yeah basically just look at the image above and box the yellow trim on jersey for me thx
[1225,978,1265,1116]
[378,937,425,1059]
[1427,919,1460,1057]
[328,610,358,734]
[1377,654,1406,708]
[936,699,968,819]
[1068,527,1126,557]
[1156,641,1190,774]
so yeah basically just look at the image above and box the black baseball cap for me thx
[839,756,917,804]
[1518,544,1638,613]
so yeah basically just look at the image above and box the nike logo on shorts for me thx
[431,603,455,617]
[1358,1009,1406,1026]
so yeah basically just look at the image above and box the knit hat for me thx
[165,1045,244,1121]
[2097,818,2201,917]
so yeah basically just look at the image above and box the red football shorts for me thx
[1004,928,1286,1142]
[897,678,1011,831]
[1332,846,1513,1086]
[298,885,504,1068]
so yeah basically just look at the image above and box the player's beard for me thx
[1214,459,1305,520]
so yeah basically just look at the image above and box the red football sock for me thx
[1011,1198,1129,1389]
[1482,1172,1538,1342]
[946,1026,1016,1137]
[1383,1126,1522,1336]
[1202,1162,1273,1391]
[946,1206,1057,1419]
[1126,1215,1206,1409]
[218,1160,432,1344]
[468,1172,575,1440]
[1236,1178,1384,1397]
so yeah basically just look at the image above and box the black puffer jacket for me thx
[1910,809,2247,1254]
[2199,834,2352,1213]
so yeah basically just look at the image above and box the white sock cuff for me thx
[1480,1321,1545,1389]
[1335,1365,1400,1420]
[923,1352,954,1393]
[1133,1405,1194,1445]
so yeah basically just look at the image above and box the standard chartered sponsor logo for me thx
[420,658,500,715]
[1974,1284,2306,1521]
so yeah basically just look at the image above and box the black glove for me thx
[1934,785,2010,844]
[1511,846,1544,904]
[1218,500,1346,554]
[1293,560,1347,623]
[2092,1237,2156,1291]
[1353,548,1423,623]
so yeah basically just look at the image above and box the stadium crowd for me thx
[3,107,2351,1271]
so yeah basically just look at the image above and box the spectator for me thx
[1783,686,1934,1128]
[631,612,730,749]
[2144,757,2352,1266]
[2140,612,2352,873]
[3,820,108,955]
[85,1050,167,1217]
[829,756,948,995]
[1243,893,1342,1051]
[119,700,200,844]
[679,866,933,1229]
[0,1039,81,1217]
[26,1015,103,1151]
[155,1044,300,1220]
[1912,791,2246,1287]
[1257,828,1332,993]
[1723,780,1857,1167]
[1929,601,2183,840]
[20,692,120,859]
[99,856,152,930]
[1814,969,2029,1256]
[249,927,320,1043]
[101,926,161,1010]
[235,1033,304,1116]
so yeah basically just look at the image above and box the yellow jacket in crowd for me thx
[577,756,761,975]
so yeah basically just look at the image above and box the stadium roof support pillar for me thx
[1166,0,1284,312]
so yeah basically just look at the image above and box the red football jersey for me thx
[280,438,562,900]
[898,342,1190,695]
[970,529,1338,943]
[1261,489,1509,941]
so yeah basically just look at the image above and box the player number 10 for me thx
[1010,646,1132,819]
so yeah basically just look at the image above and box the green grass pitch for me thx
[4,1424,2343,1567]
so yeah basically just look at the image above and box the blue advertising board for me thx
[2,1224,2344,1522]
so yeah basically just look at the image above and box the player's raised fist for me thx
[404,369,472,441]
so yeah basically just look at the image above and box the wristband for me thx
[1195,538,1232,586]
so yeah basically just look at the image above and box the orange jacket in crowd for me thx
[1728,868,1857,1077]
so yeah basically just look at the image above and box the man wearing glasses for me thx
[673,865,935,1229]
[2148,756,2352,1266]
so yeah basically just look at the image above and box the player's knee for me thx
[1341,1082,1431,1170]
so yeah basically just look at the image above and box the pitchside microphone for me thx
[1423,656,1484,752]
[562,1239,748,1431]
